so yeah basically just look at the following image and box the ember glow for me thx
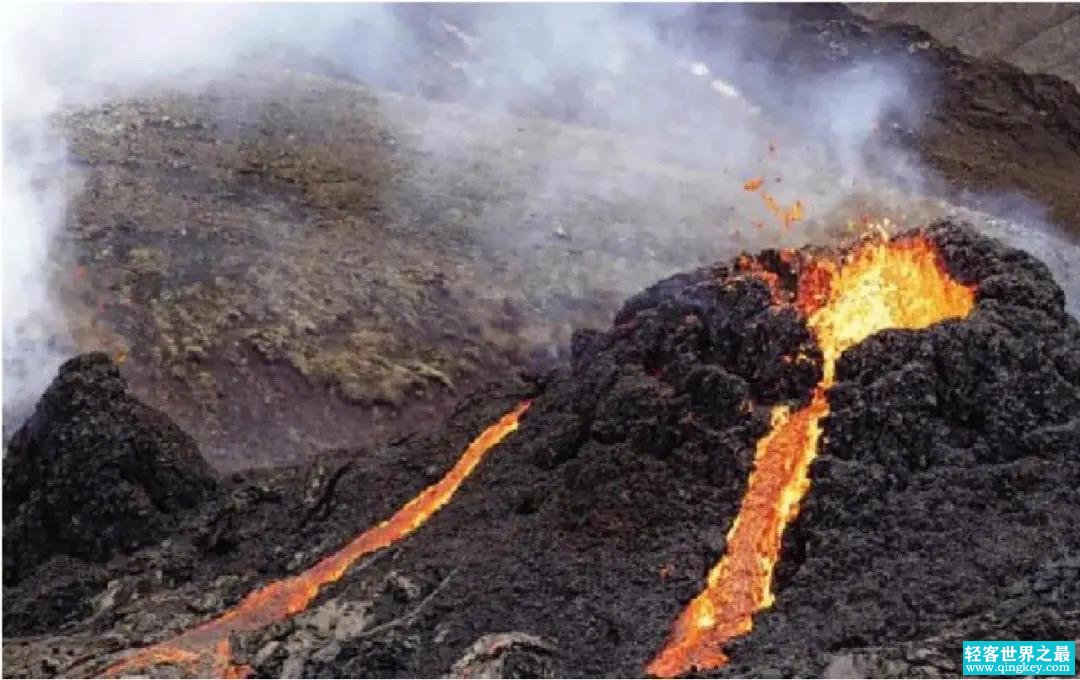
[742,177,804,230]
[647,233,975,677]
[743,177,765,192]
[102,401,530,678]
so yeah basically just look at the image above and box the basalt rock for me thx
[3,221,1078,680]
[2,353,220,587]
[214,217,826,679]
[276,219,1077,677]
[719,222,1080,677]
[447,633,560,678]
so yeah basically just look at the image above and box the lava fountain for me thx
[647,233,975,677]
[102,401,531,678]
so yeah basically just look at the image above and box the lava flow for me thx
[646,233,975,677]
[102,401,530,678]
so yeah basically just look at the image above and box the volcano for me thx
[3,219,1078,678]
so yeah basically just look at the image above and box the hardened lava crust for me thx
[717,220,1080,677]
[2,353,219,591]
[2,220,1077,679]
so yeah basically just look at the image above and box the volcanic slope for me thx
[31,3,1080,476]
[236,219,1073,679]
[719,222,1080,677]
[221,221,1080,677]
[5,219,1076,678]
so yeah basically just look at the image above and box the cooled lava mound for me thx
[2,220,1077,679]
[2,354,220,633]
[2,353,219,579]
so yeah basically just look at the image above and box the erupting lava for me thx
[743,176,804,229]
[647,233,975,677]
[102,402,530,678]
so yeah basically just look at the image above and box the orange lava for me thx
[103,401,531,678]
[742,175,804,230]
[758,192,804,230]
[647,233,975,677]
[785,200,804,229]
[735,254,784,305]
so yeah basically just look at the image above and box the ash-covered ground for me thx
[3,220,1077,678]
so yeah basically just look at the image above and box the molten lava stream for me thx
[102,401,531,679]
[647,234,975,677]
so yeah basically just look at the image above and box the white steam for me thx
[3,4,1075,427]
[1,4,297,424]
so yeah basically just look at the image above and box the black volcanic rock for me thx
[259,220,1077,678]
[2,353,220,586]
[2,221,1077,679]
[219,232,825,679]
[719,222,1080,677]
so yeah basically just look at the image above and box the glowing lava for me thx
[743,177,804,230]
[647,234,975,677]
[103,401,531,678]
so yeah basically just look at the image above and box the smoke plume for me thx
[3,4,1076,428]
